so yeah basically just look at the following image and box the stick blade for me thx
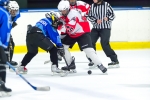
[36,86,50,91]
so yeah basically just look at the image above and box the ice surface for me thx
[1,49,150,100]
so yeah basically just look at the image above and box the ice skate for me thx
[97,64,107,74]
[17,63,28,74]
[61,56,77,77]
[88,62,97,69]
[10,61,18,66]
[0,80,12,97]
[8,61,18,72]
[108,61,119,69]
[51,65,62,76]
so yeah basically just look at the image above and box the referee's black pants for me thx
[90,28,118,62]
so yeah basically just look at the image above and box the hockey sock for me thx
[0,46,7,64]
[21,52,37,66]
[0,66,6,83]
[86,55,92,62]
[49,47,58,67]
[83,48,102,65]
[64,45,72,65]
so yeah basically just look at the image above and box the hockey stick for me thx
[62,55,69,66]
[44,60,51,64]
[6,62,50,91]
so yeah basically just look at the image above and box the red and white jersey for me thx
[70,1,90,16]
[59,9,90,38]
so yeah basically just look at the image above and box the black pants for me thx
[90,28,118,62]
[21,27,58,67]
[0,46,7,83]
[62,33,93,51]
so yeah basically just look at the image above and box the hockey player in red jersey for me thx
[58,0,93,65]
[68,0,95,67]
[57,0,107,76]
[68,0,90,16]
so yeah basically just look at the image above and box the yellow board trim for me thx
[14,42,150,54]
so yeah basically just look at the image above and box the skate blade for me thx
[69,69,77,73]
[0,92,11,97]
[60,71,69,77]
[101,72,108,75]
[17,71,27,74]
[108,64,120,69]
[51,71,62,76]
[89,66,97,69]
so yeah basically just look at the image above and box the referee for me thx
[88,0,119,68]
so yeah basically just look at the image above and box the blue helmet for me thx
[0,0,9,6]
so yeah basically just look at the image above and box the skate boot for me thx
[108,61,119,69]
[61,56,76,77]
[10,61,18,66]
[51,64,62,75]
[88,62,94,66]
[0,80,12,97]
[17,63,28,74]
[9,61,18,72]
[88,62,97,69]
[61,56,76,73]
[97,64,107,74]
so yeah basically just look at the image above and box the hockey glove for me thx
[57,46,65,57]
[52,20,63,29]
[12,22,17,28]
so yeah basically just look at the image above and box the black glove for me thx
[12,22,17,28]
[52,20,63,29]
[57,46,65,57]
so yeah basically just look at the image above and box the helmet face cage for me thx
[45,12,59,23]
[58,1,70,16]
[8,1,19,17]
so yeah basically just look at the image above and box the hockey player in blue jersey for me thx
[7,0,20,67]
[17,12,65,74]
[0,0,12,97]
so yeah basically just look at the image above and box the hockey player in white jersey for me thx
[56,0,107,76]
[57,0,91,63]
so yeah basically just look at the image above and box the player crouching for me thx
[16,12,65,75]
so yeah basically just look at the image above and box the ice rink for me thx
[1,49,150,100]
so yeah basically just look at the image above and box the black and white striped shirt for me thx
[88,1,115,29]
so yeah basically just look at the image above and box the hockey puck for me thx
[87,70,92,75]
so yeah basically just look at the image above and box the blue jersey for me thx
[35,18,62,47]
[0,6,12,48]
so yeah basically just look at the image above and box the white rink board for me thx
[11,9,150,45]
